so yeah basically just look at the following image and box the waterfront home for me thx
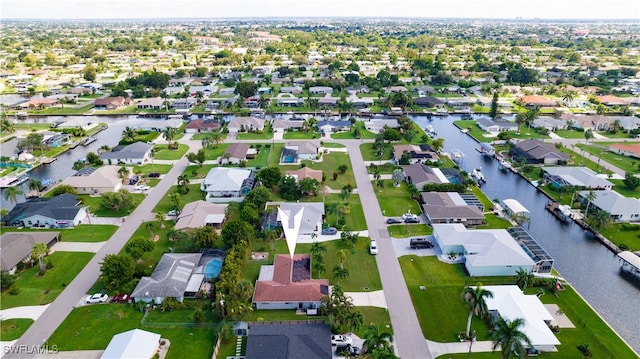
[93,96,130,110]
[432,223,535,276]
[509,139,569,165]
[363,118,399,133]
[131,253,203,304]
[542,166,613,190]
[220,143,254,165]
[597,95,629,107]
[518,95,556,108]
[403,163,450,189]
[316,120,351,134]
[282,141,321,162]
[184,119,221,133]
[578,190,640,222]
[201,167,255,202]
[275,93,305,107]
[609,143,640,159]
[42,132,71,147]
[393,144,440,165]
[413,96,444,108]
[532,116,568,131]
[60,166,123,195]
[272,118,304,133]
[420,192,485,227]
[172,98,197,111]
[252,254,329,310]
[100,142,153,165]
[0,232,60,272]
[101,329,161,359]
[318,97,339,108]
[245,323,332,359]
[2,193,88,228]
[226,116,265,133]
[175,201,228,231]
[136,97,164,110]
[0,138,21,160]
[476,118,519,133]
[13,98,59,110]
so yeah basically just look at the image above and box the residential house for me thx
[518,95,557,108]
[285,167,323,184]
[101,329,161,359]
[476,118,519,133]
[244,323,332,359]
[131,253,204,304]
[609,143,640,159]
[0,232,60,272]
[349,96,374,108]
[136,97,164,110]
[13,98,59,110]
[0,138,21,160]
[100,142,153,165]
[278,202,325,235]
[42,132,71,147]
[61,166,123,195]
[509,139,569,165]
[272,118,305,133]
[2,193,88,228]
[483,286,561,352]
[172,98,197,112]
[613,116,640,131]
[597,95,629,107]
[384,86,408,93]
[275,94,305,107]
[363,118,399,133]
[168,78,193,87]
[420,192,485,227]
[227,116,265,133]
[569,115,612,131]
[252,254,329,310]
[578,190,640,222]
[318,97,339,108]
[413,97,444,108]
[283,141,321,162]
[542,166,613,190]
[201,167,255,202]
[432,223,535,276]
[175,201,228,231]
[403,163,450,189]
[184,119,221,133]
[393,144,440,165]
[221,143,255,165]
[93,96,130,110]
[309,86,333,95]
[444,97,475,108]
[56,118,94,131]
[532,116,568,131]
[316,120,351,134]
[279,86,303,94]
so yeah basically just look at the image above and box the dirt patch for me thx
[251,252,268,260]
[152,234,160,242]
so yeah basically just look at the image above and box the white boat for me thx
[498,159,512,171]
[432,108,448,116]
[425,124,437,137]
[451,149,464,165]
[471,168,486,183]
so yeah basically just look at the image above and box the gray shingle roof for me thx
[0,232,59,271]
[245,323,332,359]
[2,193,83,225]
[100,142,152,161]
[131,253,203,299]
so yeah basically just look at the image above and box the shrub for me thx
[8,285,21,295]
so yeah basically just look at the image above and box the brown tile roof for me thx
[185,119,221,131]
[610,143,640,155]
[597,95,629,106]
[224,143,250,159]
[94,96,127,106]
[285,167,323,183]
[253,254,329,303]
[519,95,556,106]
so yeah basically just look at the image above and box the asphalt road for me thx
[9,141,200,356]
[339,140,432,359]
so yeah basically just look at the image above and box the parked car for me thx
[134,184,151,191]
[128,175,139,185]
[148,172,161,178]
[167,209,178,217]
[85,293,108,304]
[410,237,434,249]
[322,227,337,235]
[331,334,353,347]
[404,216,420,223]
[111,294,130,303]
[337,345,361,356]
[386,218,402,224]
[369,239,379,255]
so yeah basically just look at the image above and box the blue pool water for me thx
[282,155,296,163]
[447,177,460,184]
[205,258,223,280]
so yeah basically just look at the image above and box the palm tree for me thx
[310,240,327,258]
[27,178,43,196]
[337,249,347,269]
[490,317,533,359]
[562,90,575,107]
[177,174,190,187]
[461,284,494,337]
[168,193,182,213]
[118,166,129,183]
[210,130,224,148]
[332,265,350,283]
[31,242,50,272]
[345,310,365,333]
[162,127,178,149]
[583,190,596,215]
[155,212,165,228]
[584,128,594,145]
[515,267,535,290]
[514,112,527,134]
[588,209,612,230]
[341,184,353,202]
[363,324,395,357]
[3,186,23,204]
[257,95,270,109]
[146,221,156,239]
[122,126,136,143]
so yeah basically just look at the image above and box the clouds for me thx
[1,0,637,20]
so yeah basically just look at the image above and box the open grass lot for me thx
[133,163,173,174]
[282,130,319,140]
[246,146,270,168]
[360,142,393,161]
[237,131,273,140]
[558,147,613,175]
[79,193,145,217]
[374,180,421,217]
[324,194,367,231]
[152,184,205,213]
[1,252,94,309]
[0,224,117,242]
[302,152,356,190]
[387,224,433,238]
[357,306,393,337]
[400,256,637,358]
[477,213,513,230]
[454,120,548,141]
[152,144,189,160]
[553,129,591,139]
[202,144,229,162]
[182,164,217,179]
[330,122,377,140]
[610,179,640,198]
[48,304,216,359]
[367,162,400,174]
[1,319,34,341]
[580,143,640,174]
[191,132,228,141]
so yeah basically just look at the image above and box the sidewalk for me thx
[345,290,388,309]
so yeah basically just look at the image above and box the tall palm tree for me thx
[584,128,594,145]
[27,178,43,196]
[162,127,178,149]
[201,135,213,149]
[118,166,129,183]
[514,112,526,134]
[345,310,364,333]
[587,209,612,230]
[122,126,136,143]
[210,131,223,148]
[363,324,395,357]
[168,193,182,213]
[562,90,575,107]
[584,190,596,215]
[490,317,533,359]
[155,212,165,228]
[461,284,494,337]
[310,240,327,258]
[337,249,347,269]
[3,186,24,204]
[515,267,535,290]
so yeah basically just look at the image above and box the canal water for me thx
[414,115,640,353]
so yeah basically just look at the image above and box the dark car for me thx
[404,216,420,223]
[128,175,139,185]
[336,345,361,356]
[322,227,338,235]
[111,294,131,303]
[386,218,402,224]
[148,172,161,178]
[410,237,434,249]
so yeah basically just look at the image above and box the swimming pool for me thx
[204,258,223,280]
[282,155,296,163]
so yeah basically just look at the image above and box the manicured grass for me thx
[580,143,640,174]
[152,144,189,160]
[387,224,432,238]
[79,193,145,217]
[191,132,228,141]
[324,194,367,231]
[477,214,513,230]
[12,123,52,131]
[245,310,307,322]
[357,307,393,338]
[237,131,273,140]
[330,122,377,140]
[1,319,34,341]
[152,184,205,213]
[283,130,319,140]
[202,144,230,162]
[553,128,592,139]
[0,224,117,242]
[48,304,216,359]
[302,152,356,190]
[598,222,640,252]
[610,179,640,198]
[320,142,345,148]
[374,180,421,217]
[1,252,94,309]
[360,142,393,161]
[559,147,613,175]
[182,164,217,179]
[367,162,401,174]
[246,146,270,168]
[267,143,284,167]
[133,163,172,174]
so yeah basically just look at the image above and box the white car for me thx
[369,240,379,255]
[331,334,353,347]
[85,293,108,304]
[135,184,150,191]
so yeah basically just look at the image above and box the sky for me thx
[1,0,638,20]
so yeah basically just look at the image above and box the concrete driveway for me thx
[345,290,388,309]
[50,242,104,253]
[0,305,50,321]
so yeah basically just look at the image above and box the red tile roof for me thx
[610,143,640,155]
[519,95,555,106]
[253,254,329,303]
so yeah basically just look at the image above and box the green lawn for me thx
[191,133,228,141]
[553,129,592,139]
[1,319,34,341]
[610,179,640,198]
[357,307,393,337]
[580,143,640,174]
[387,224,432,238]
[1,252,94,309]
[598,222,640,252]
[302,152,356,190]
[152,184,205,213]
[48,304,216,359]
[324,194,367,231]
[133,163,173,175]
[320,142,345,148]
[246,146,270,168]
[367,162,401,174]
[559,147,613,175]
[330,122,377,140]
[374,180,421,217]
[79,193,145,217]
[237,131,273,140]
[202,144,230,162]
[360,142,393,161]
[0,224,117,242]
[182,164,217,179]
[153,144,189,160]
[267,143,284,167]
[283,130,319,140]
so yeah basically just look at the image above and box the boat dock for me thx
[41,157,57,164]
[545,201,572,223]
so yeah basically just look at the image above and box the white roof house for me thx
[432,224,535,276]
[578,190,640,222]
[502,199,530,217]
[61,166,123,195]
[131,253,203,303]
[175,201,228,230]
[277,202,325,235]
[200,168,254,202]
[542,166,613,190]
[483,285,560,352]
[101,329,161,359]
